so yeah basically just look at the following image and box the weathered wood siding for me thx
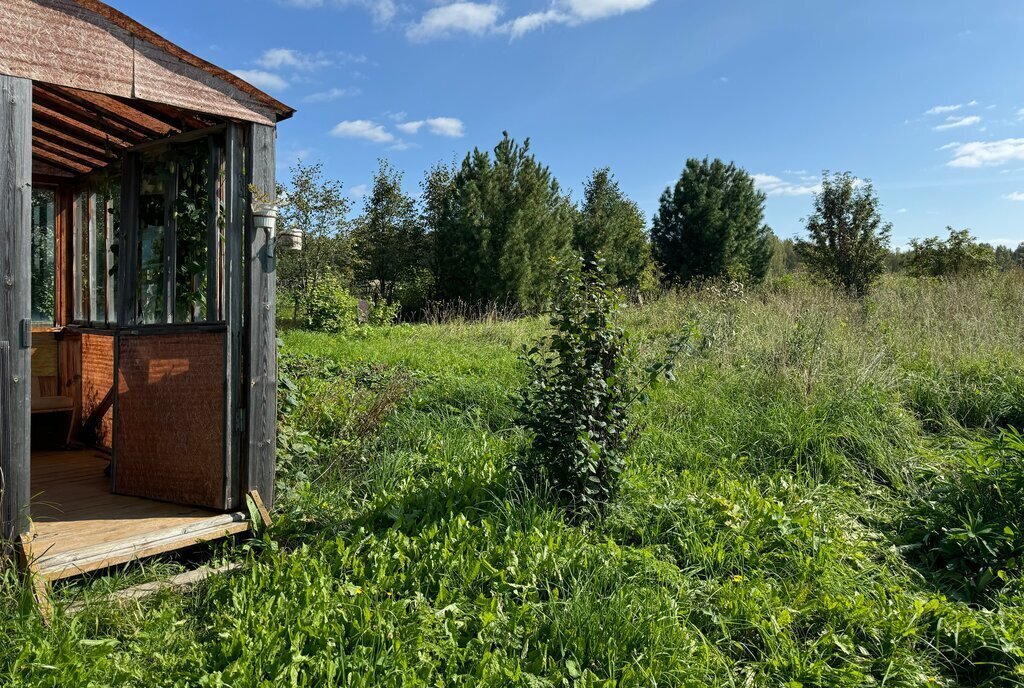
[245,124,277,507]
[0,75,32,541]
[0,0,280,125]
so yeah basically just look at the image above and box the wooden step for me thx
[27,512,250,581]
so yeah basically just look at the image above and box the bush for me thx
[901,428,1024,603]
[301,273,359,333]
[518,258,635,515]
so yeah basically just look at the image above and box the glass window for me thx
[138,158,169,324]
[74,181,120,326]
[30,190,56,324]
[137,137,224,324]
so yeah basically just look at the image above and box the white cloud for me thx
[1004,192,1024,201]
[256,48,332,71]
[506,0,656,37]
[280,0,396,23]
[934,115,982,131]
[349,183,369,198]
[559,0,657,21]
[424,117,465,137]
[330,119,394,143]
[410,0,656,41]
[936,141,961,151]
[397,117,466,137]
[396,121,424,134]
[926,104,963,116]
[896,208,908,214]
[946,138,1024,168]
[303,87,361,103]
[753,173,821,197]
[1017,107,1024,120]
[407,3,503,41]
[230,69,289,91]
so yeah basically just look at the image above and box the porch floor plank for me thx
[29,450,249,581]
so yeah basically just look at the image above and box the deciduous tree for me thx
[796,171,891,296]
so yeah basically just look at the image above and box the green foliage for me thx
[796,171,892,297]
[651,157,774,285]
[351,159,429,311]
[301,272,359,333]
[906,227,996,278]
[573,168,654,291]
[518,258,633,514]
[428,133,575,312]
[277,161,354,321]
[902,429,1024,603]
[6,272,1024,687]
[170,140,214,320]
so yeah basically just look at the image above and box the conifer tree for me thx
[652,157,773,284]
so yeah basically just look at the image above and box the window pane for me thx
[172,140,212,322]
[92,194,107,323]
[139,155,169,324]
[76,191,90,321]
[30,190,56,323]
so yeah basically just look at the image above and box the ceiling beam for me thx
[33,86,154,143]
[31,146,93,175]
[32,102,135,150]
[33,136,109,170]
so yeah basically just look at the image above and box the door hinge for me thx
[20,319,31,349]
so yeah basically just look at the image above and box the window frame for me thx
[69,127,228,330]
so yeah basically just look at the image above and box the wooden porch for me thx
[26,450,250,582]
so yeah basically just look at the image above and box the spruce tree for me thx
[574,168,653,290]
[651,157,773,284]
[428,133,574,311]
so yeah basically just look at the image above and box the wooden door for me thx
[112,327,234,509]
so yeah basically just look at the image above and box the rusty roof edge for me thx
[69,0,296,123]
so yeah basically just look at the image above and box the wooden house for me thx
[0,0,292,583]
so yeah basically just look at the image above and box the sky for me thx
[106,0,1024,249]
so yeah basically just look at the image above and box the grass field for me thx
[3,273,1024,687]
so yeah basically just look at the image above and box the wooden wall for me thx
[0,75,32,542]
[245,124,277,508]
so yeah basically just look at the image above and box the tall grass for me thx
[1,271,1023,686]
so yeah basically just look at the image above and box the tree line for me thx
[277,132,1024,326]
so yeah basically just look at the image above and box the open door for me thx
[104,130,243,511]
[113,328,231,509]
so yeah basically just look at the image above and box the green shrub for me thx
[301,272,359,333]
[901,428,1024,603]
[518,258,634,515]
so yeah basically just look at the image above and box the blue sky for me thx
[109,0,1024,248]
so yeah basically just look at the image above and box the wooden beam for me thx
[32,122,115,159]
[32,87,150,144]
[117,153,141,326]
[32,103,135,150]
[55,188,74,326]
[35,84,171,140]
[31,146,92,175]
[32,136,109,171]
[222,124,244,510]
[245,124,278,508]
[0,75,32,544]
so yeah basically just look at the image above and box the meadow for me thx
[2,272,1024,687]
